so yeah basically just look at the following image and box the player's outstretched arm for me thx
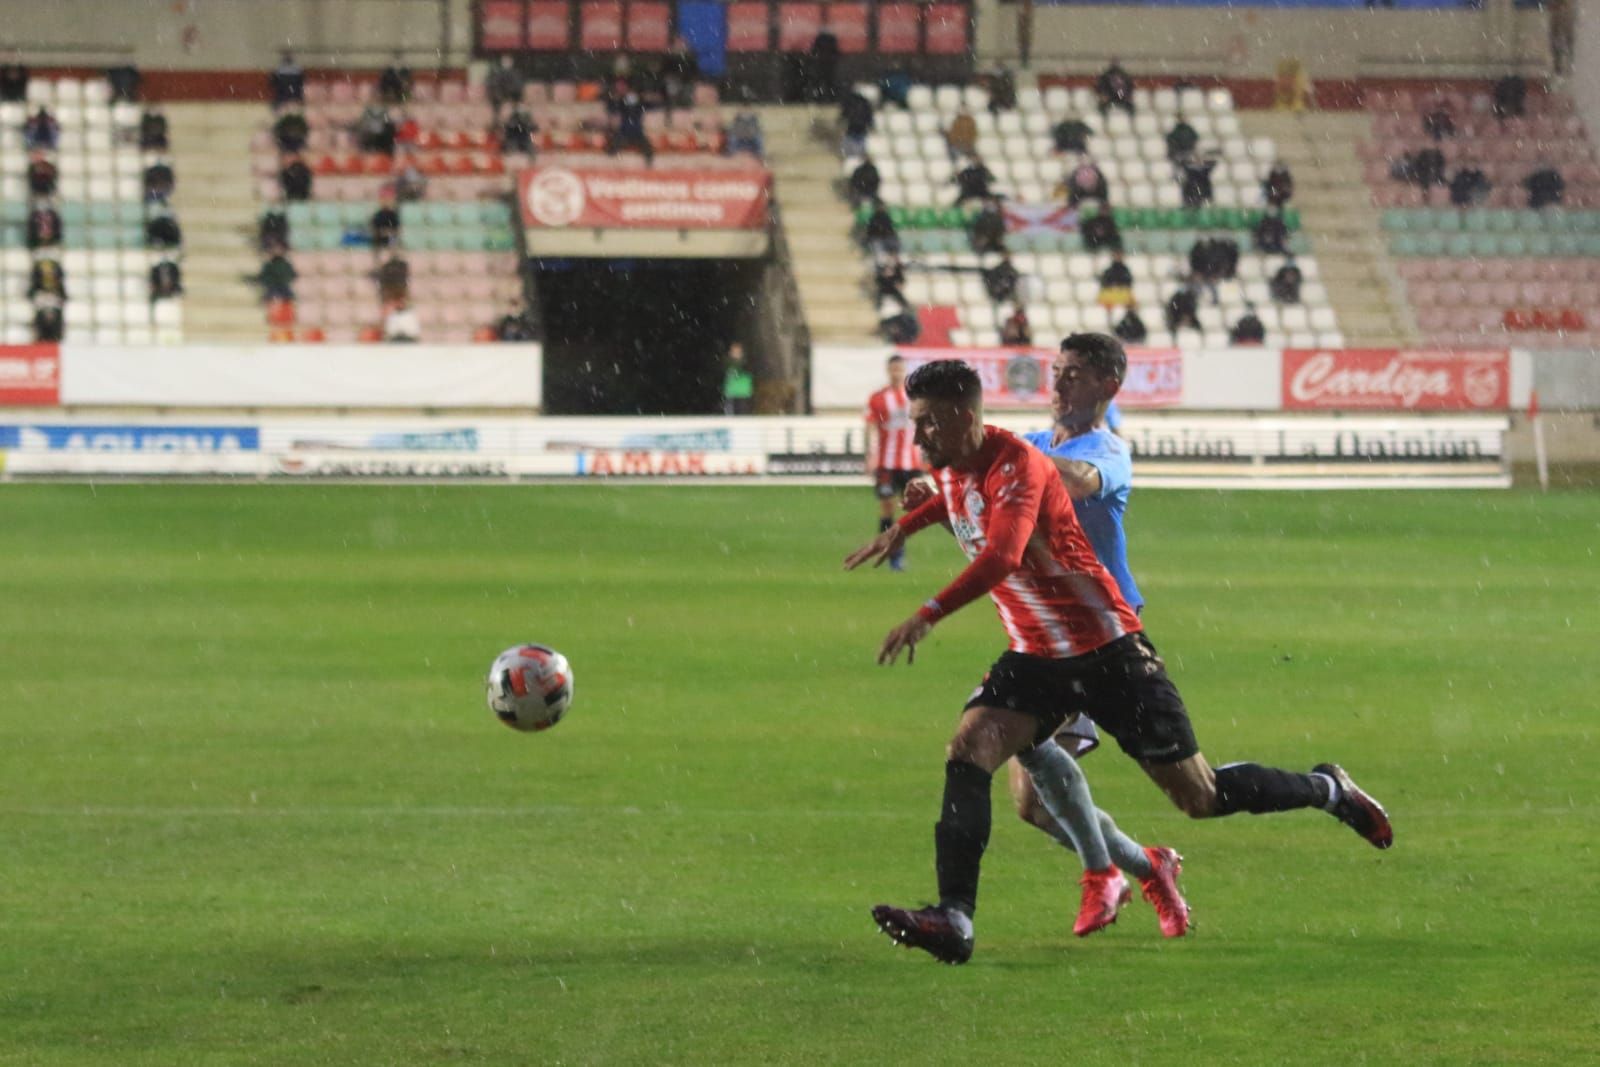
[902,476,955,533]
[1047,455,1103,500]
[843,525,906,570]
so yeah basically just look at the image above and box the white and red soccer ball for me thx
[486,644,573,732]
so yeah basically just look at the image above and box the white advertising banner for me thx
[58,344,543,408]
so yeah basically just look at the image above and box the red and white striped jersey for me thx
[901,426,1141,658]
[865,384,919,471]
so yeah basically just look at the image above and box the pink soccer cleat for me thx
[1074,867,1131,937]
[1138,847,1191,938]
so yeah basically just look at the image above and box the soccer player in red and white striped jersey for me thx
[845,359,1391,965]
[864,355,921,571]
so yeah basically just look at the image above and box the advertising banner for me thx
[527,1,572,48]
[625,1,670,50]
[896,347,1182,409]
[1281,349,1511,411]
[519,166,770,230]
[579,0,624,50]
[479,0,527,49]
[0,345,61,406]
[0,424,258,453]
[727,2,772,51]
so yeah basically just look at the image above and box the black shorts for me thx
[964,633,1199,764]
[874,468,920,500]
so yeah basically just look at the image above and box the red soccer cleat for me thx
[871,904,974,964]
[1074,867,1131,937]
[1138,847,1191,938]
[1314,763,1394,850]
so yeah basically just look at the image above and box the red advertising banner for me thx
[876,3,921,53]
[1281,349,1510,411]
[0,345,61,406]
[896,347,1183,409]
[479,0,527,49]
[827,3,870,53]
[579,0,623,50]
[527,1,572,49]
[924,3,969,55]
[727,2,771,51]
[519,166,771,230]
[777,2,823,51]
[626,1,670,51]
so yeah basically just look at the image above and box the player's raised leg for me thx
[871,704,1039,964]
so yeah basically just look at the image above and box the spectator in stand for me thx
[1096,59,1135,117]
[257,244,297,302]
[662,36,700,111]
[501,106,537,154]
[1000,304,1031,346]
[1097,252,1134,308]
[1524,164,1565,209]
[1253,209,1290,254]
[606,91,654,165]
[879,297,920,344]
[34,302,64,342]
[878,68,912,111]
[0,63,28,102]
[394,157,428,201]
[1407,145,1447,191]
[723,342,756,414]
[840,87,875,157]
[149,257,183,300]
[983,252,1020,303]
[863,200,900,255]
[26,153,56,198]
[23,107,58,151]
[1422,103,1455,141]
[258,207,289,250]
[952,157,995,207]
[371,196,401,249]
[384,300,422,342]
[356,102,397,155]
[139,107,169,151]
[874,253,907,305]
[379,52,413,105]
[26,202,61,249]
[107,64,141,102]
[146,207,182,249]
[1052,114,1092,155]
[1492,73,1526,122]
[1269,259,1303,304]
[1113,306,1147,344]
[1060,156,1108,206]
[376,254,410,306]
[848,156,881,207]
[1263,160,1294,207]
[279,154,314,201]
[1178,153,1217,208]
[394,110,420,153]
[143,159,176,203]
[1165,114,1198,162]
[1080,209,1121,251]
[986,67,1017,114]
[1165,282,1201,336]
[273,109,309,153]
[271,51,305,108]
[28,257,66,302]
[1230,305,1266,345]
[496,300,537,341]
[725,111,764,158]
[487,56,525,120]
[1449,162,1490,208]
[945,108,978,162]
[969,196,1007,254]
[808,27,840,103]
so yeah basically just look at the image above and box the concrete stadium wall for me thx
[1572,0,1600,141]
[975,1,1551,80]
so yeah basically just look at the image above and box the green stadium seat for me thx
[1485,210,1517,234]
[312,203,342,227]
[341,203,373,226]
[1573,212,1600,235]
[0,225,22,248]
[887,206,910,228]
[1429,209,1462,233]
[116,201,145,224]
[87,227,120,249]
[1287,232,1311,255]
[1390,233,1421,256]
[1497,234,1528,256]
[57,203,86,226]
[1381,209,1410,232]
[1462,211,1489,233]
[1192,207,1220,230]
[87,203,117,226]
[1514,209,1546,234]
[853,204,872,227]
[479,201,513,227]
[1214,207,1246,231]
[1283,208,1302,232]
[1442,233,1473,257]
[423,203,456,226]
[1579,235,1600,255]
[1551,233,1581,256]
[1416,233,1448,256]
[1523,233,1554,257]
[910,207,941,230]
[286,203,315,227]
[1468,232,1501,257]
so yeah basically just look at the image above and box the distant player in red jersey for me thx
[864,355,920,571]
[844,359,1391,965]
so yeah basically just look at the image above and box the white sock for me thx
[945,908,974,939]
[1311,772,1341,812]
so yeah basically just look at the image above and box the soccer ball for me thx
[486,644,573,732]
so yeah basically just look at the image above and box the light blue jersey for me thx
[1022,425,1142,610]
[1104,399,1123,433]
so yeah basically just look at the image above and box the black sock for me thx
[878,517,893,533]
[1214,762,1330,815]
[935,759,992,917]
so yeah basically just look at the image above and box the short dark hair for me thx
[905,359,984,408]
[886,354,903,366]
[1060,332,1127,383]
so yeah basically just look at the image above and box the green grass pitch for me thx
[2,484,1598,1065]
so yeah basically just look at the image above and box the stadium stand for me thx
[247,75,730,342]
[0,76,184,344]
[841,81,1343,349]
[1360,84,1600,349]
